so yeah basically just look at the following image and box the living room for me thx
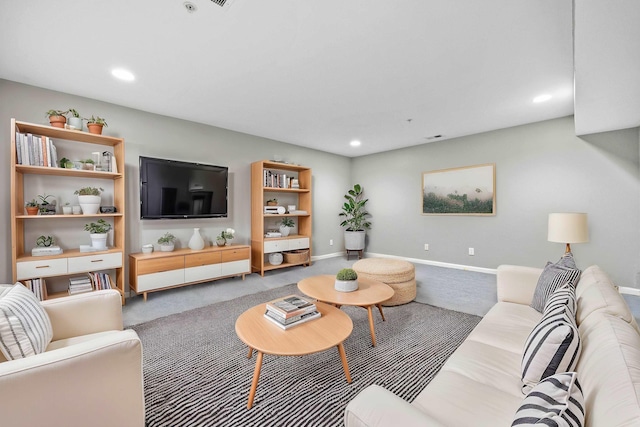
[1,1,640,426]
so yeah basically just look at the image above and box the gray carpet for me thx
[130,283,482,427]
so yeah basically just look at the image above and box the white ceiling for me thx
[0,1,636,157]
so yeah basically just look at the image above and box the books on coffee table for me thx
[263,310,321,330]
[264,294,321,329]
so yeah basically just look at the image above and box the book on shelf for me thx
[15,132,59,168]
[22,278,46,301]
[68,275,93,295]
[265,294,316,319]
[263,310,321,330]
[263,169,296,189]
[87,272,113,291]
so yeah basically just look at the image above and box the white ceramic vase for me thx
[279,225,291,237]
[188,228,205,250]
[90,233,108,250]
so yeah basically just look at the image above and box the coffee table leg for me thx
[376,303,386,321]
[247,350,263,409]
[366,306,377,347]
[247,347,253,359]
[337,343,352,383]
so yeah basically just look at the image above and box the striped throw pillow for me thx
[521,305,581,393]
[530,253,581,313]
[0,283,53,360]
[512,372,584,427]
[544,283,577,317]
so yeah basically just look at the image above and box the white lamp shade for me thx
[548,213,589,244]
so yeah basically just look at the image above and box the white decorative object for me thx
[159,242,174,252]
[72,205,82,214]
[62,205,72,215]
[142,244,154,254]
[90,233,108,250]
[268,252,283,265]
[335,279,358,292]
[78,195,101,215]
[279,225,291,237]
[188,228,205,250]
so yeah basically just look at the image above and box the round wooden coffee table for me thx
[235,301,353,409]
[297,275,394,347]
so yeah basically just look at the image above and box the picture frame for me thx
[422,163,496,215]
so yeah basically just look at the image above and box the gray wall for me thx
[0,79,351,291]
[2,79,639,290]
[352,116,640,287]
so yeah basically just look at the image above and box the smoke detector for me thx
[184,2,197,13]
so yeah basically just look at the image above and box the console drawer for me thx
[17,258,67,280]
[68,252,122,273]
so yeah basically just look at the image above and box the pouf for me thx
[352,258,416,306]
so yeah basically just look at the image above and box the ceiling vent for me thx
[211,0,234,7]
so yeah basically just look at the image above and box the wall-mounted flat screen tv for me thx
[139,156,228,219]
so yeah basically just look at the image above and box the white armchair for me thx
[0,289,144,427]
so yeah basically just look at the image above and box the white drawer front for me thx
[68,252,122,273]
[264,240,289,254]
[288,237,310,250]
[221,259,250,277]
[185,264,222,283]
[17,258,67,280]
[137,269,184,292]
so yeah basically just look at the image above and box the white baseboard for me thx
[312,251,497,275]
[618,286,640,296]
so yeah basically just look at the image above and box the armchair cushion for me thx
[0,284,52,360]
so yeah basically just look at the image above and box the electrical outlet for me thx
[468,247,475,256]
[329,239,333,246]
[424,243,429,251]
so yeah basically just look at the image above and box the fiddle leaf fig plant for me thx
[339,184,371,231]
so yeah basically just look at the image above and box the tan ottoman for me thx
[352,258,416,306]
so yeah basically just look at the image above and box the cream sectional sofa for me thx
[0,289,145,427]
[344,265,640,426]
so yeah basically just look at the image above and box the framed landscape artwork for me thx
[422,163,496,215]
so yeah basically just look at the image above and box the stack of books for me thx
[68,276,93,295]
[264,294,320,330]
[22,278,46,301]
[88,272,113,290]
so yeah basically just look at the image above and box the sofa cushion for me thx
[511,372,584,427]
[530,253,581,313]
[544,283,577,316]
[521,305,581,393]
[0,284,53,360]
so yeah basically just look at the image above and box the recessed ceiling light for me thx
[111,68,135,82]
[533,94,552,103]
[350,140,361,147]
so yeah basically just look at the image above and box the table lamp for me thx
[548,213,589,253]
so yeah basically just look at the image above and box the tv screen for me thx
[139,156,228,219]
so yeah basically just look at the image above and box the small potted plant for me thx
[62,202,72,215]
[157,232,176,252]
[37,193,56,215]
[86,115,108,135]
[74,187,103,215]
[335,268,359,292]
[81,158,95,171]
[46,109,68,128]
[25,199,39,215]
[266,198,278,206]
[279,217,295,237]
[67,108,83,130]
[84,219,112,250]
[216,228,235,246]
[59,157,74,169]
[36,235,55,247]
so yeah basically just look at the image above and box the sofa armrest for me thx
[42,289,123,341]
[496,265,543,305]
[0,329,144,427]
[344,385,446,427]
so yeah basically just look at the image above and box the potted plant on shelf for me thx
[74,186,103,215]
[84,218,111,250]
[25,199,39,215]
[37,193,56,215]
[334,268,359,292]
[266,198,278,206]
[36,235,55,247]
[279,217,295,237]
[62,202,72,215]
[157,232,176,252]
[216,228,235,246]
[45,109,68,128]
[80,159,95,170]
[67,108,83,130]
[86,115,108,135]
[339,184,371,252]
[59,157,74,169]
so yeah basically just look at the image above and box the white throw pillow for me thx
[0,283,53,360]
[512,372,584,427]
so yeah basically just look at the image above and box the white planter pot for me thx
[67,116,83,131]
[279,225,291,237]
[159,242,174,252]
[78,195,101,215]
[90,233,108,250]
[62,206,72,215]
[335,279,359,292]
[344,230,366,250]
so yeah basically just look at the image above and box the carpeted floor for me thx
[130,283,481,427]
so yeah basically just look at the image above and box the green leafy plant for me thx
[280,217,295,228]
[45,109,68,118]
[74,187,103,196]
[37,194,54,206]
[81,159,95,164]
[339,184,372,231]
[84,219,112,234]
[36,235,54,247]
[218,228,235,240]
[266,198,278,204]
[59,157,74,168]
[25,199,38,207]
[157,232,176,244]
[336,268,358,281]
[67,108,81,118]
[86,115,108,127]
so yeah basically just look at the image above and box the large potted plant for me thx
[46,109,68,128]
[339,184,371,251]
[84,219,112,250]
[74,186,103,215]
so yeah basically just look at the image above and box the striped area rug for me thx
[130,283,481,426]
